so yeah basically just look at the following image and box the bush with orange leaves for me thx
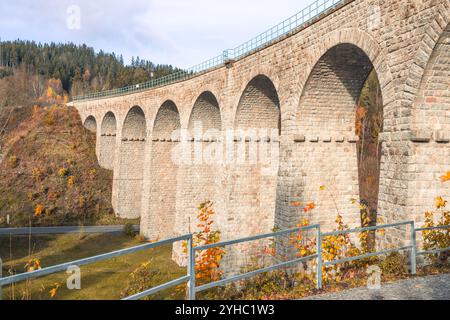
[189,201,225,287]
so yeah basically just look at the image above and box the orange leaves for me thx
[440,171,450,183]
[34,204,44,217]
[49,283,61,299]
[435,196,447,209]
[192,201,225,286]
[25,258,41,272]
[303,202,315,213]
[290,201,302,207]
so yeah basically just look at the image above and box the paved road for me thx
[302,273,450,300]
[0,225,139,236]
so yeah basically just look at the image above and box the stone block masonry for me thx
[75,0,450,269]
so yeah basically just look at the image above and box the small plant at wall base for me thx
[178,201,225,299]
[421,176,450,265]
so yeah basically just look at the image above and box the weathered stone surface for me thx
[74,0,450,267]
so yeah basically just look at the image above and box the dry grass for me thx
[0,233,185,300]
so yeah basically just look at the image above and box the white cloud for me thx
[1,0,313,68]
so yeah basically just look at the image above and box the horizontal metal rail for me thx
[122,275,191,301]
[196,254,318,293]
[323,246,412,266]
[195,224,320,251]
[0,234,193,301]
[0,225,139,236]
[415,225,450,232]
[321,221,413,237]
[72,0,348,102]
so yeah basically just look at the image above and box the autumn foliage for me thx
[189,201,225,286]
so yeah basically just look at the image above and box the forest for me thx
[0,40,181,97]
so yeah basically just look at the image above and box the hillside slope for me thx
[0,104,130,227]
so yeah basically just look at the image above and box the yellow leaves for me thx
[34,204,44,217]
[49,283,61,299]
[32,168,44,182]
[67,175,76,187]
[58,168,68,177]
[319,185,326,191]
[435,196,447,209]
[25,258,41,272]
[422,198,450,262]
[9,155,19,168]
[88,168,97,179]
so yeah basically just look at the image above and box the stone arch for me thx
[409,22,450,223]
[188,91,222,137]
[117,105,147,219]
[122,105,147,139]
[291,42,383,232]
[172,91,224,263]
[404,3,449,107]
[235,74,281,133]
[293,28,393,119]
[275,29,395,235]
[99,112,117,170]
[223,74,281,260]
[147,100,181,239]
[232,65,281,123]
[152,100,181,139]
[83,115,97,132]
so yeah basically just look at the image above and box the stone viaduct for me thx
[73,0,449,254]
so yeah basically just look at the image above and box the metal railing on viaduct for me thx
[0,221,448,300]
[72,0,347,102]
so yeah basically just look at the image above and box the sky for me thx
[1,0,312,68]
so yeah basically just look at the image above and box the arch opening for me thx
[146,100,181,240]
[99,112,117,170]
[117,106,147,219]
[188,91,222,139]
[235,75,281,134]
[296,43,384,234]
[222,74,281,271]
[122,106,147,139]
[83,116,97,132]
[409,23,450,222]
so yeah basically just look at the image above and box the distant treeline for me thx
[0,40,182,96]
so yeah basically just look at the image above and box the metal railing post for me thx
[0,258,3,300]
[316,227,322,289]
[411,223,417,275]
[187,234,196,300]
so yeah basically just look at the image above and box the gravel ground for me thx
[302,273,450,300]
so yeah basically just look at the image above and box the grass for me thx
[0,232,185,300]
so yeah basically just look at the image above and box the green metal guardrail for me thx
[1,221,448,300]
[72,0,345,102]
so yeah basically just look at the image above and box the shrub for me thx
[8,155,18,168]
[422,196,450,265]
[120,261,162,300]
[123,222,136,237]
[378,252,408,276]
[57,168,68,177]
